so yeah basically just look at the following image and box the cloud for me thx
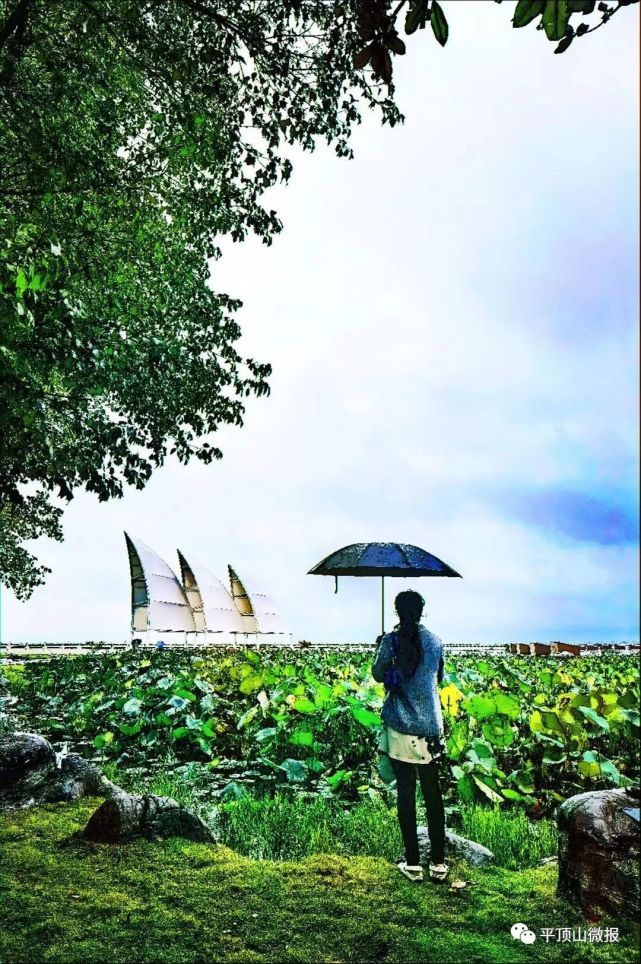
[499,488,639,546]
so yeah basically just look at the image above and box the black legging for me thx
[390,756,446,866]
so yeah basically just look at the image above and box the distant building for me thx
[125,533,290,645]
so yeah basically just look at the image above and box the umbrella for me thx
[308,542,461,635]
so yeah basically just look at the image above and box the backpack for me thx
[382,632,404,694]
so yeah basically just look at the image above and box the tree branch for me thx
[0,0,33,52]
[0,0,34,87]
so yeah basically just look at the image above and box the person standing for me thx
[371,589,448,883]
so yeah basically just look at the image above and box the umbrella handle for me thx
[381,575,385,635]
[334,575,338,594]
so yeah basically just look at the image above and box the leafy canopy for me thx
[1,0,636,598]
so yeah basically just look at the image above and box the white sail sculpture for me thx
[177,550,245,640]
[228,565,288,634]
[125,533,290,645]
[125,533,196,636]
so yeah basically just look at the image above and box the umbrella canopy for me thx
[308,542,461,578]
[308,542,461,634]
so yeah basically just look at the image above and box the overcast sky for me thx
[3,2,639,645]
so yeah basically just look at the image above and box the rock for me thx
[416,827,495,866]
[0,732,57,809]
[0,732,212,847]
[557,786,640,920]
[83,793,214,844]
[0,733,127,812]
[0,730,212,847]
[56,754,124,802]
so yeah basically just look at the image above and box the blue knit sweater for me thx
[371,624,445,739]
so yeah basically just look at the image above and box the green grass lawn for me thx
[1,800,639,963]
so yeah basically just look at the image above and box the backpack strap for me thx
[390,631,399,663]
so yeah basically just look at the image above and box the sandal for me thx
[429,862,449,883]
[396,860,424,882]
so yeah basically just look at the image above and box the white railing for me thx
[1,639,638,657]
[0,640,129,653]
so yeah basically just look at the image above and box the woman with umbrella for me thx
[372,589,448,884]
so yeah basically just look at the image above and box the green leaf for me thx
[542,0,570,40]
[167,696,188,711]
[280,758,309,783]
[542,746,566,764]
[194,676,213,693]
[578,760,600,778]
[541,710,562,731]
[292,698,316,714]
[237,705,259,729]
[482,715,515,747]
[501,788,524,801]
[326,769,347,788]
[122,697,142,715]
[513,0,545,27]
[447,720,468,759]
[118,720,142,736]
[15,269,27,296]
[239,674,263,694]
[219,780,247,802]
[405,1,425,34]
[599,758,621,784]
[312,683,333,705]
[577,705,609,730]
[351,706,381,728]
[430,1,449,46]
[304,758,326,773]
[621,708,640,731]
[255,726,278,743]
[289,728,314,746]
[472,775,504,804]
[620,691,639,709]
[456,773,476,804]
[464,695,497,720]
[377,754,396,784]
[494,693,520,719]
[200,694,216,713]
[468,739,496,772]
[470,738,494,759]
[173,688,197,702]
[93,731,114,748]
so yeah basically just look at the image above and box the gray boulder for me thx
[0,732,213,850]
[557,786,640,920]
[0,731,57,809]
[83,793,214,844]
[0,732,126,811]
[416,826,495,866]
[56,753,124,802]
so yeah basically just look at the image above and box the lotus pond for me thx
[2,646,638,818]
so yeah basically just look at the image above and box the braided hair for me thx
[394,589,425,678]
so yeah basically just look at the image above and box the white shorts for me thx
[377,724,435,764]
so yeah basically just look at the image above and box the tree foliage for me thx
[0,0,637,598]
